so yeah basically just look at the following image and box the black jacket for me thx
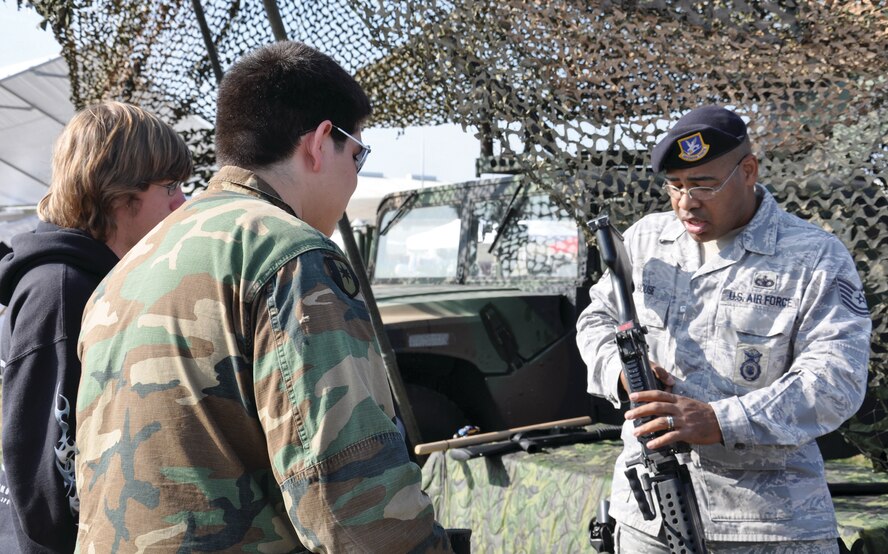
[0,221,118,553]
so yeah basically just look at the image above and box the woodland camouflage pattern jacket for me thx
[75,166,451,553]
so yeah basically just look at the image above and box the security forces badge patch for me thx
[739,349,763,381]
[735,346,770,387]
[324,255,360,298]
[677,132,710,163]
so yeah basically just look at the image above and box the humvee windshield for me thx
[375,204,461,279]
[373,180,581,283]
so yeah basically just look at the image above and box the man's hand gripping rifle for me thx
[591,214,707,554]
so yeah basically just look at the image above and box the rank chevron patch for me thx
[836,277,869,318]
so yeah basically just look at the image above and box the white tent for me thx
[0,56,73,206]
[0,57,441,226]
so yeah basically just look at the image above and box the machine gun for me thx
[448,424,622,461]
[590,214,708,554]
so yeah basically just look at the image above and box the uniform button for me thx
[679,305,687,314]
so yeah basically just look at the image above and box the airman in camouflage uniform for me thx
[75,42,451,553]
[577,106,871,553]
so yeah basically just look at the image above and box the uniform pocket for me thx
[715,303,797,390]
[637,295,669,330]
[696,445,792,522]
[635,259,674,332]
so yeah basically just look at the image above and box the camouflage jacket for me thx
[577,186,871,542]
[76,166,451,553]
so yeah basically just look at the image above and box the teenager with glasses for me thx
[0,100,191,553]
[74,41,452,552]
[577,105,870,553]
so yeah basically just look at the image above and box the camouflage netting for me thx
[22,0,888,467]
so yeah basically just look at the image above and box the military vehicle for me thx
[357,176,888,553]
[358,174,621,443]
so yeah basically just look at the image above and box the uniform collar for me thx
[206,166,297,218]
[737,185,778,256]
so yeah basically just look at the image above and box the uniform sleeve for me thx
[252,249,451,553]
[577,270,628,408]
[711,239,871,449]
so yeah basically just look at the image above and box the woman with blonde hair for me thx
[0,100,191,553]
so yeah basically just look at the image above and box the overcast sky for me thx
[0,4,481,185]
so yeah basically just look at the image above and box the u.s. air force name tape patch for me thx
[324,255,360,298]
[836,277,868,318]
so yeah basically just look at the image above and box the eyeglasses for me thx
[150,181,182,196]
[662,156,747,201]
[333,125,371,173]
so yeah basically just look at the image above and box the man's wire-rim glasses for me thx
[661,155,747,201]
[333,125,371,173]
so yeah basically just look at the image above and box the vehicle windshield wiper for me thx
[488,183,526,254]
[379,191,419,236]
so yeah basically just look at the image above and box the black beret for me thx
[651,106,748,172]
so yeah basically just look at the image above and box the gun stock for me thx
[591,214,708,554]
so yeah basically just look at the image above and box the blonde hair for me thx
[38,101,192,241]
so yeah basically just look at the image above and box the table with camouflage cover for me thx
[422,436,888,553]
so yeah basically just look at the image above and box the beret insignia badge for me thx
[677,132,710,162]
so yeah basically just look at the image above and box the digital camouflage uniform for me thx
[76,166,451,553]
[577,186,871,543]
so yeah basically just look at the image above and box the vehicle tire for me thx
[404,384,469,443]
